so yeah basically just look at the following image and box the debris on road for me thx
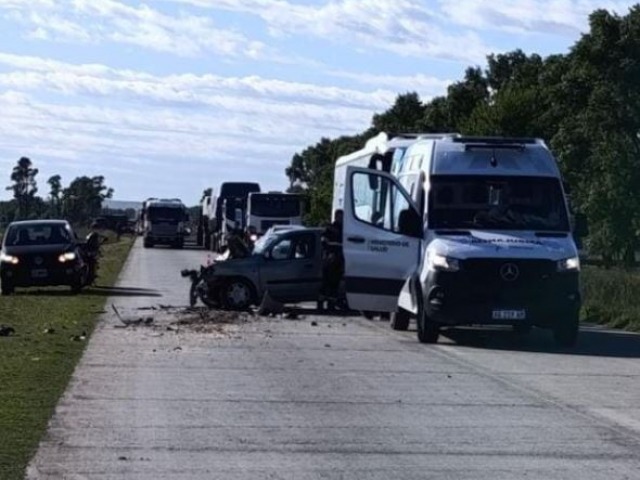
[0,325,15,337]
[311,321,318,327]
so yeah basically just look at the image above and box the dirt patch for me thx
[113,304,254,337]
[172,307,253,334]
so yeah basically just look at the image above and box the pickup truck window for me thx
[270,234,316,261]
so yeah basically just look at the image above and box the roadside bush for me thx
[581,266,640,332]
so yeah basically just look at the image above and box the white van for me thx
[339,136,588,346]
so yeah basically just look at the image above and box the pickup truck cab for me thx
[208,227,324,309]
[340,136,588,346]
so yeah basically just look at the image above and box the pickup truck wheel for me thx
[390,308,411,331]
[223,279,254,311]
[553,312,579,348]
[416,295,439,343]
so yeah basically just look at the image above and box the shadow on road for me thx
[84,286,163,297]
[441,325,640,358]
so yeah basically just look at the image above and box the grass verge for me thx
[582,265,640,332]
[0,236,134,479]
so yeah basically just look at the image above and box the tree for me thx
[47,175,62,218]
[6,157,38,219]
[62,176,114,225]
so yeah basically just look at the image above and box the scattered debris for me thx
[166,325,179,332]
[44,327,56,335]
[284,311,302,320]
[310,321,318,327]
[69,332,87,342]
[447,375,452,379]
[137,306,157,311]
[173,346,182,351]
[118,456,128,461]
[0,325,16,337]
[324,343,331,348]
[144,317,154,325]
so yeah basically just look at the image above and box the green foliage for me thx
[62,176,114,226]
[285,5,640,264]
[582,265,640,331]
[6,157,39,220]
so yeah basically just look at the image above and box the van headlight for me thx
[557,256,580,272]
[0,252,19,265]
[58,252,77,263]
[428,252,460,272]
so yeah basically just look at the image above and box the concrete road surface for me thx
[28,239,640,479]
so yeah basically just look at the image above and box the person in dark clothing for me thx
[319,209,345,311]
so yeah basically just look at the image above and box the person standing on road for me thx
[319,209,345,311]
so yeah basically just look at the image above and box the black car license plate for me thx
[31,269,49,279]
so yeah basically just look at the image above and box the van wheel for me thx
[390,309,411,331]
[553,312,579,348]
[223,279,254,311]
[416,296,439,343]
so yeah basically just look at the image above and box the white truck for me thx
[246,192,303,241]
[141,198,189,249]
[336,135,588,347]
[197,192,217,250]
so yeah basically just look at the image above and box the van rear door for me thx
[343,167,422,312]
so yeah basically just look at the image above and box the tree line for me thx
[1,157,113,227]
[286,6,640,266]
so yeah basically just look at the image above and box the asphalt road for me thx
[28,239,640,479]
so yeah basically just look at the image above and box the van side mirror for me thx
[398,209,422,238]
[574,213,588,238]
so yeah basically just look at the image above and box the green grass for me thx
[582,265,640,332]
[0,236,134,480]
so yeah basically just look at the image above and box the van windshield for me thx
[429,176,569,232]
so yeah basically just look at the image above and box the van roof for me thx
[410,136,561,178]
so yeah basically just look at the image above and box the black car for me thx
[0,220,87,295]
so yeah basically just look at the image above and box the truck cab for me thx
[246,192,303,242]
[142,198,189,249]
[212,182,260,253]
[339,136,587,347]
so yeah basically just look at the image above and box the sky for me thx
[0,0,636,205]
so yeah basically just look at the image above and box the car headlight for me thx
[557,256,580,272]
[0,252,19,265]
[428,252,460,272]
[58,252,77,263]
[250,234,258,242]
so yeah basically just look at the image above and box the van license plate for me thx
[492,310,526,320]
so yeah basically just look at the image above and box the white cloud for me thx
[328,71,451,100]
[164,0,494,63]
[0,0,272,59]
[438,0,637,36]
[0,52,426,199]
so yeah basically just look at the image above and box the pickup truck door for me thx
[343,166,423,312]
[260,232,322,302]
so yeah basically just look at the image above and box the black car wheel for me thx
[223,279,254,311]
[1,281,14,296]
[390,308,411,331]
[553,311,579,348]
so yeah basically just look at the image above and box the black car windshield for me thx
[148,207,183,222]
[5,224,72,246]
[429,175,570,232]
[250,196,301,217]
